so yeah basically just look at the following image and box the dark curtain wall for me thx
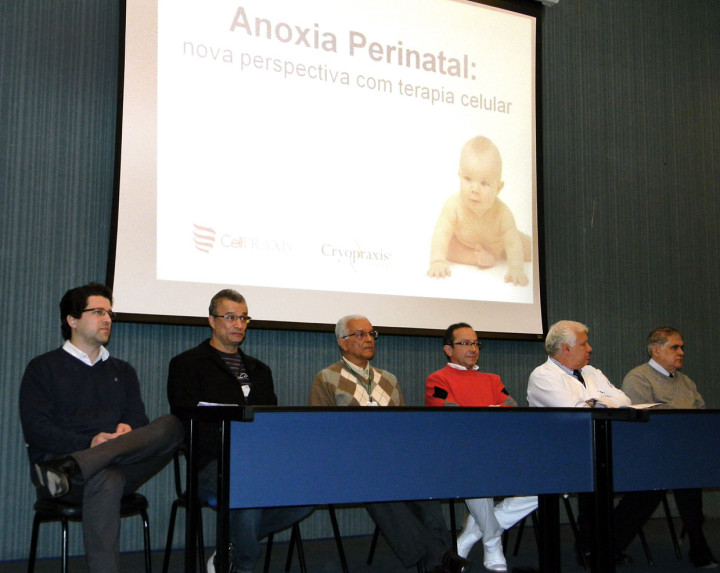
[1,0,718,561]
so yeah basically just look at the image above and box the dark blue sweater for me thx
[19,348,149,466]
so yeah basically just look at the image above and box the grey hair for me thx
[209,289,246,316]
[646,326,682,357]
[335,314,369,340]
[544,320,588,356]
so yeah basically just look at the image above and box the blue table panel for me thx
[229,409,595,508]
[613,410,720,492]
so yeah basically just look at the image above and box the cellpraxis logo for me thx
[193,224,216,253]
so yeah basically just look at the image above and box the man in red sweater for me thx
[425,322,537,573]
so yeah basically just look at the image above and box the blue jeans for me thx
[198,461,313,571]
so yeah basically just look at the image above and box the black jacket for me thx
[167,339,277,468]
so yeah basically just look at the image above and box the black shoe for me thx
[694,558,719,569]
[575,546,590,567]
[576,548,632,568]
[35,456,81,497]
[442,550,471,573]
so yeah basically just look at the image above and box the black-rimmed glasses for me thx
[453,340,482,349]
[81,308,116,320]
[212,314,252,324]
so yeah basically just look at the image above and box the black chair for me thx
[162,451,309,573]
[510,492,681,568]
[162,450,211,573]
[636,491,682,565]
[283,505,348,573]
[508,495,588,567]
[503,494,572,567]
[505,505,541,557]
[27,493,151,573]
[264,522,307,573]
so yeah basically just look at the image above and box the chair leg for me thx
[264,532,275,573]
[562,495,580,543]
[197,508,206,571]
[638,529,653,564]
[512,516,527,556]
[27,514,42,573]
[530,508,541,552]
[141,508,152,573]
[29,502,155,573]
[367,524,381,565]
[448,499,458,552]
[284,527,296,572]
[162,501,179,573]
[328,505,349,573]
[662,492,682,560]
[265,524,306,573]
[61,517,69,573]
[290,523,307,573]
[562,495,587,569]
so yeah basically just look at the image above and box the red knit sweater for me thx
[425,364,515,407]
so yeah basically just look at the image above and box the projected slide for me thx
[112,0,542,335]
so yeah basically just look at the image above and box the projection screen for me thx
[110,0,544,336]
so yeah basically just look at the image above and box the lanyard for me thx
[342,359,375,403]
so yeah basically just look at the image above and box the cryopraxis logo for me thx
[193,224,216,253]
[321,242,391,272]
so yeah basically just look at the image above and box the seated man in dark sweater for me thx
[19,283,184,573]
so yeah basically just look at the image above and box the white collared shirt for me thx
[648,358,672,377]
[62,340,109,366]
[549,356,576,376]
[447,362,479,371]
[528,357,631,408]
[342,359,371,381]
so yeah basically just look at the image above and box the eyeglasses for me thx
[212,313,252,324]
[453,340,482,349]
[81,308,116,320]
[341,330,379,341]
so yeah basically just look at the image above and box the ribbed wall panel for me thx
[2,0,719,562]
[541,0,720,388]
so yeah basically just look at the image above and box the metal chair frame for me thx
[27,493,151,573]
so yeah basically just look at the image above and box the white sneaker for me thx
[208,548,243,573]
[456,513,482,559]
[483,536,507,572]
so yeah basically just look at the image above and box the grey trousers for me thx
[40,415,184,573]
[365,500,451,569]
